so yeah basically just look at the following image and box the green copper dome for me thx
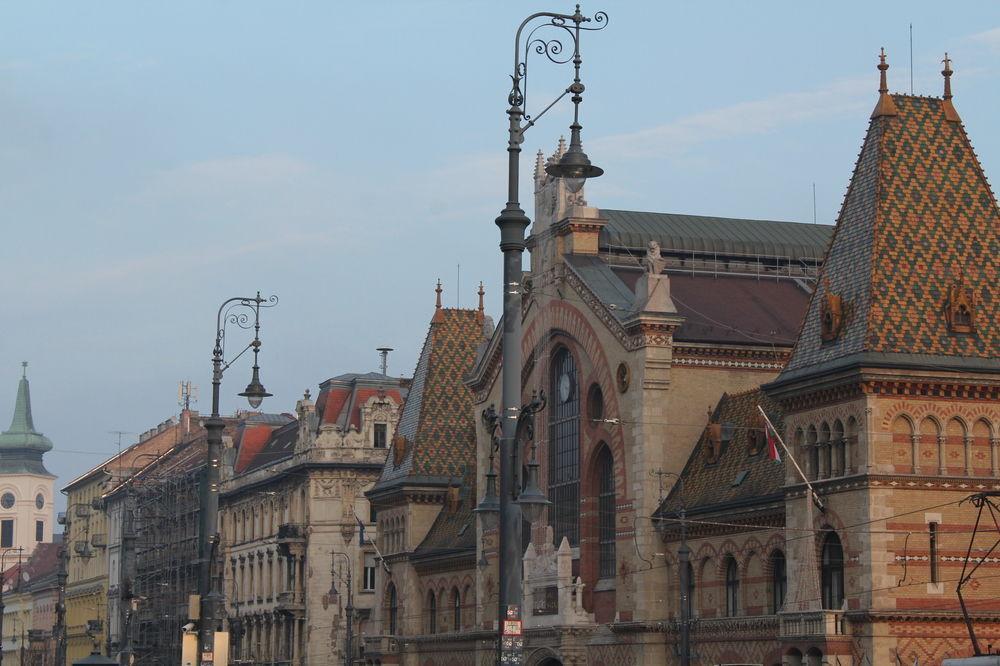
[0,363,53,453]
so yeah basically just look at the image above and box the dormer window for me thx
[946,281,976,335]
[820,288,845,342]
[373,423,387,449]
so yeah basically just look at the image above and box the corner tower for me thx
[0,363,56,557]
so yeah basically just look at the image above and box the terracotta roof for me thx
[778,91,1000,382]
[655,389,785,517]
[233,414,295,474]
[316,374,407,429]
[611,267,811,345]
[242,419,298,473]
[372,308,486,491]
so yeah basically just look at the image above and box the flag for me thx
[764,416,782,462]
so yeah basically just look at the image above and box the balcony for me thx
[363,635,401,656]
[275,591,304,615]
[779,610,846,639]
[276,523,306,558]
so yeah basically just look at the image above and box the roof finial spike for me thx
[21,361,27,379]
[435,279,442,309]
[878,47,889,95]
[942,52,953,100]
[871,47,899,119]
[477,281,485,313]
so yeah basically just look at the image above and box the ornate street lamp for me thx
[198,292,277,665]
[489,6,606,663]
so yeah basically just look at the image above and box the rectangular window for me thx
[0,520,12,548]
[929,522,939,584]
[363,553,376,591]
[373,423,387,449]
[35,520,44,542]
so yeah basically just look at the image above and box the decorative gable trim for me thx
[945,280,976,335]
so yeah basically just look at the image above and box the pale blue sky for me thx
[2,1,998,501]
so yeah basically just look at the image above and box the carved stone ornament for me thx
[392,433,407,467]
[819,282,845,342]
[616,362,631,394]
[705,422,722,464]
[946,280,976,334]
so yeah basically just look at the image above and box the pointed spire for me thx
[871,47,899,119]
[0,364,53,453]
[941,52,961,123]
[432,279,445,323]
[533,150,545,182]
[878,47,889,94]
[942,53,953,100]
[476,281,485,324]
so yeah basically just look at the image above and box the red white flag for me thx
[764,418,782,462]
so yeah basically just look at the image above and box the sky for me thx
[2,1,999,508]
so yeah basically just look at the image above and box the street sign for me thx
[500,605,524,665]
[502,620,522,635]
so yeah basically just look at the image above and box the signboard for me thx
[500,605,523,666]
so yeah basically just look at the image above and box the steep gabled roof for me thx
[776,69,999,385]
[371,308,486,492]
[655,389,784,518]
[315,373,408,431]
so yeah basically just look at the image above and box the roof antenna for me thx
[909,23,914,94]
[376,347,393,376]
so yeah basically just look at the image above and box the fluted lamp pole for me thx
[198,292,277,666]
[481,6,607,664]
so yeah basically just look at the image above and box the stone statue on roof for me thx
[643,240,666,275]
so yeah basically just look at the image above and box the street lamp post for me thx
[0,547,24,666]
[198,293,277,666]
[329,553,354,666]
[480,5,606,663]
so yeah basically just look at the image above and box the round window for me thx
[587,383,605,423]
[35,494,44,510]
[1,492,15,509]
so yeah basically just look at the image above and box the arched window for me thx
[821,532,844,609]
[387,583,397,635]
[451,587,461,630]
[807,426,819,480]
[548,348,580,546]
[770,550,787,613]
[596,447,616,579]
[724,556,740,617]
[427,590,437,634]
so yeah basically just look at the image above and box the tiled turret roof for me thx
[372,307,487,492]
[776,61,999,384]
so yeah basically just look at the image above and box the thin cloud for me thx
[590,76,872,160]
[968,27,1000,50]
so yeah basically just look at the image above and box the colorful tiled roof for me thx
[372,308,486,491]
[655,389,784,517]
[778,74,999,382]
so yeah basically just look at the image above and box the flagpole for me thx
[758,405,825,512]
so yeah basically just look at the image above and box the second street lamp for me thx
[488,5,606,664]
[198,292,277,666]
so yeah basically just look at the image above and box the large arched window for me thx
[427,590,437,634]
[770,550,787,613]
[597,447,616,579]
[724,556,740,617]
[387,583,397,635]
[451,587,461,630]
[548,348,580,546]
[821,532,845,609]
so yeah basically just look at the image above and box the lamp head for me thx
[473,469,500,530]
[544,125,603,194]
[239,366,271,409]
[516,460,551,523]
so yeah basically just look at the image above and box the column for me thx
[992,438,999,477]
[911,434,920,474]
[938,435,947,476]
[964,436,973,476]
